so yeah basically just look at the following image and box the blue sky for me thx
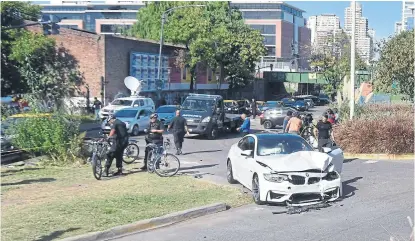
[287,1,402,40]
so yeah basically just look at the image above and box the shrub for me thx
[334,104,414,154]
[7,112,84,164]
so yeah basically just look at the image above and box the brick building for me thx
[26,25,228,105]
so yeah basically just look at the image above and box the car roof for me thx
[157,105,177,108]
[116,107,146,111]
[116,97,150,100]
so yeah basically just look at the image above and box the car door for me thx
[137,109,147,130]
[238,136,256,189]
[231,138,247,182]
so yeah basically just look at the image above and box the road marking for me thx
[179,160,201,165]
[364,160,379,164]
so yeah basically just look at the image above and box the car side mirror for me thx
[241,150,253,157]
[137,116,140,119]
[322,147,332,154]
[133,104,139,107]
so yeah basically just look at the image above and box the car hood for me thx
[102,105,129,112]
[157,113,175,119]
[255,151,337,173]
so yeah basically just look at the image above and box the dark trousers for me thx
[318,138,332,152]
[252,111,256,119]
[173,131,185,149]
[144,138,163,166]
[106,142,128,169]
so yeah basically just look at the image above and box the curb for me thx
[344,153,414,160]
[58,202,227,241]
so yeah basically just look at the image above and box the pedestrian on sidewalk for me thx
[237,113,250,136]
[313,114,335,152]
[93,97,102,121]
[282,110,293,133]
[251,98,257,119]
[168,109,189,155]
[285,112,302,135]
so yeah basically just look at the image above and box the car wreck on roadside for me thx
[226,133,344,206]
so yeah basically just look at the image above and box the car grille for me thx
[290,175,305,185]
[308,177,321,184]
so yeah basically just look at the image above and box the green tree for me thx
[310,32,367,100]
[374,30,414,99]
[128,1,266,92]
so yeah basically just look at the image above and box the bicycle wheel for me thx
[123,143,140,164]
[155,153,180,177]
[147,152,155,173]
[91,154,103,180]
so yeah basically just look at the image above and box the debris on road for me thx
[272,202,332,215]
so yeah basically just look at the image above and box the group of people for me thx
[282,108,339,152]
[104,109,190,176]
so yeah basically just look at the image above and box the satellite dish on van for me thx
[124,76,142,96]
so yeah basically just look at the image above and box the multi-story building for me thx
[395,22,403,33]
[230,1,311,71]
[344,2,373,64]
[307,14,342,53]
[39,0,144,34]
[402,0,415,31]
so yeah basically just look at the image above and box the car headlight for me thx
[263,173,288,183]
[201,116,211,123]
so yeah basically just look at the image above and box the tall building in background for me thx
[39,0,144,34]
[230,1,311,71]
[307,14,342,53]
[395,21,403,33]
[402,0,415,31]
[344,2,372,64]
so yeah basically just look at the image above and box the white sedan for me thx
[226,133,344,206]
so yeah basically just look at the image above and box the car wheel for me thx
[252,175,264,205]
[207,126,218,140]
[132,125,140,136]
[263,120,273,129]
[227,160,237,184]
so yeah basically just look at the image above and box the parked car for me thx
[304,98,314,108]
[292,100,308,111]
[258,101,282,113]
[224,100,251,115]
[98,96,155,119]
[156,105,178,127]
[281,98,295,107]
[101,108,152,136]
[259,107,297,129]
[226,132,344,205]
[318,94,331,105]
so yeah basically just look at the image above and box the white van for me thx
[99,96,155,119]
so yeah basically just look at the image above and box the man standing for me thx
[93,97,102,121]
[285,112,302,135]
[314,114,335,152]
[143,113,164,170]
[237,113,250,136]
[105,115,129,176]
[251,99,257,119]
[168,109,189,155]
[282,110,293,133]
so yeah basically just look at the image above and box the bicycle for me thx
[145,137,180,177]
[102,134,140,164]
[87,137,110,180]
[300,125,318,149]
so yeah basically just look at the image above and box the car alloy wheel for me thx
[263,121,272,129]
[227,160,237,184]
[132,125,139,136]
[252,175,264,205]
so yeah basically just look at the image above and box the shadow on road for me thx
[34,227,80,241]
[1,167,43,177]
[180,164,218,171]
[1,178,56,186]
[344,158,358,163]
[183,150,222,155]
[342,176,363,199]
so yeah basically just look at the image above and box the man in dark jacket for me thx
[105,115,129,176]
[142,113,164,170]
[168,110,189,155]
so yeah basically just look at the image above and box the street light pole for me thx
[156,4,206,103]
[350,0,356,120]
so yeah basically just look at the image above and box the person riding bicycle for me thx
[105,114,129,176]
[142,113,164,170]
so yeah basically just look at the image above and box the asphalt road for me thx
[105,105,414,241]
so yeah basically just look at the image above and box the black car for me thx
[292,100,307,111]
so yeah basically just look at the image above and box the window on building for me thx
[100,24,131,33]
[241,11,282,19]
[249,24,276,34]
[208,68,212,82]
[182,67,187,80]
[60,24,78,29]
[266,47,276,56]
[263,36,276,45]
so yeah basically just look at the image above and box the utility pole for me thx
[410,7,415,87]
[350,0,356,120]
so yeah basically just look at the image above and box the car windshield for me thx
[181,99,215,111]
[156,106,176,113]
[319,94,329,99]
[115,109,137,118]
[264,102,281,107]
[257,136,313,156]
[111,99,133,106]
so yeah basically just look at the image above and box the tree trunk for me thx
[189,66,196,93]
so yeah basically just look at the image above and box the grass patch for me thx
[1,164,251,241]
